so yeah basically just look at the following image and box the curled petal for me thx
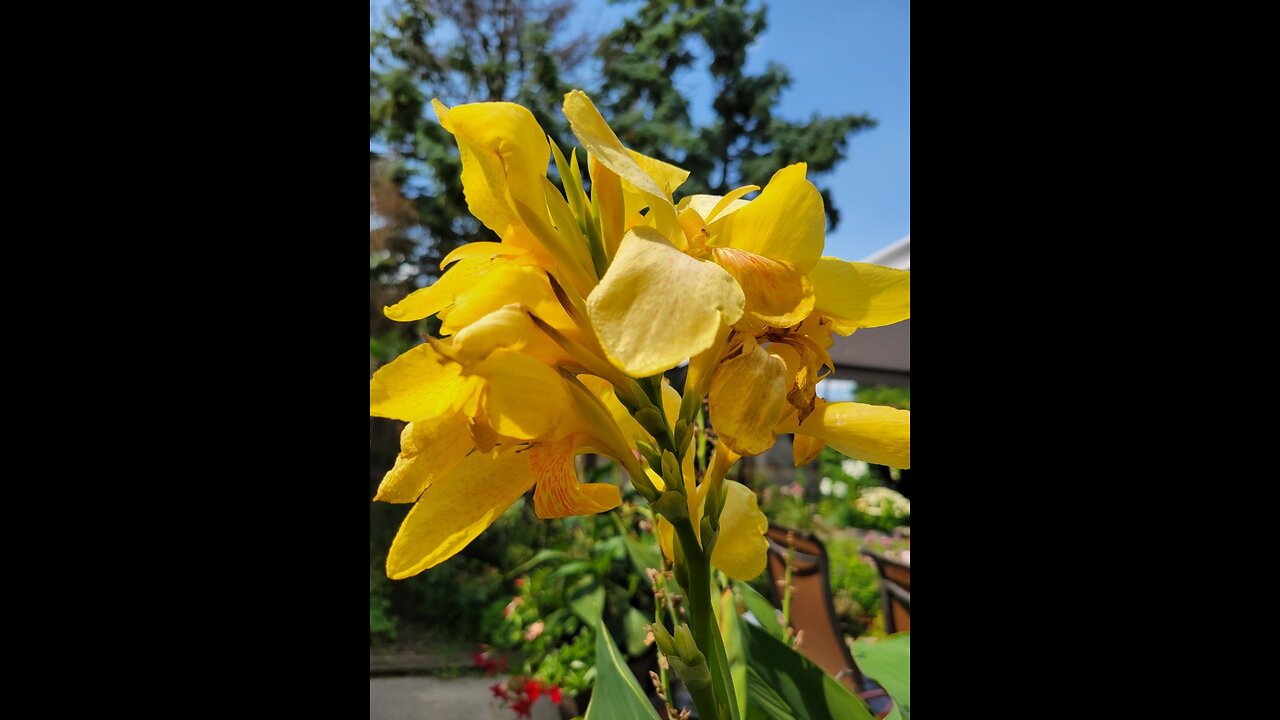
[709,480,769,581]
[777,400,910,469]
[709,336,787,456]
[792,433,825,467]
[714,163,825,273]
[386,448,536,579]
[530,439,621,518]
[680,192,751,224]
[808,258,910,335]
[587,227,744,377]
[449,305,569,367]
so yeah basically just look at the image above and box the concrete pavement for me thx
[370,676,564,720]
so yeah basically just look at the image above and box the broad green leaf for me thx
[736,581,784,639]
[585,617,661,720]
[740,620,876,720]
[721,589,749,720]
[567,577,605,624]
[623,606,652,657]
[851,632,910,720]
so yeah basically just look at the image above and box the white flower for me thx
[855,486,910,516]
[832,480,849,499]
[819,477,833,496]
[841,459,870,478]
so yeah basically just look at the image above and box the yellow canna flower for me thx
[371,89,909,583]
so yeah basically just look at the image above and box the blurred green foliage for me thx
[479,487,662,699]
[854,384,910,411]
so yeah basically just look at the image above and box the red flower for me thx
[514,577,525,588]
[523,678,543,703]
[472,650,487,668]
[489,683,509,701]
[549,685,562,704]
[510,697,532,718]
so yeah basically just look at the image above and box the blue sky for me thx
[372,0,909,261]
[568,0,910,261]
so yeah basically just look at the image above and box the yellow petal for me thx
[386,448,535,578]
[792,433,825,466]
[441,241,530,269]
[431,99,549,239]
[710,247,815,329]
[563,91,679,238]
[384,256,495,323]
[808,258,910,335]
[587,227,745,377]
[658,515,674,563]
[714,163,824,272]
[710,480,768,581]
[679,193,751,225]
[589,156,625,260]
[439,263,575,337]
[777,401,910,469]
[709,336,787,456]
[375,412,474,503]
[468,401,499,452]
[660,379,682,428]
[706,185,759,224]
[530,438,621,518]
[473,349,571,440]
[627,148,690,196]
[370,343,478,422]
[622,149,690,225]
[768,339,826,422]
[449,305,569,366]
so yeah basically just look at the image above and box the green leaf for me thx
[739,619,876,720]
[851,632,910,720]
[585,617,661,720]
[720,588,749,720]
[623,606,652,657]
[567,578,605,625]
[623,533,663,584]
[548,560,593,581]
[736,581,784,640]
[506,549,568,577]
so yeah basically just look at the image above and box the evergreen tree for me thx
[597,0,875,229]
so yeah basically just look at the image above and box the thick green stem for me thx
[673,521,740,720]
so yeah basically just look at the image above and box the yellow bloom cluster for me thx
[369,91,910,580]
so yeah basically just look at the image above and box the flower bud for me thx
[634,407,669,441]
[661,451,683,494]
[635,439,663,472]
[653,491,689,523]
